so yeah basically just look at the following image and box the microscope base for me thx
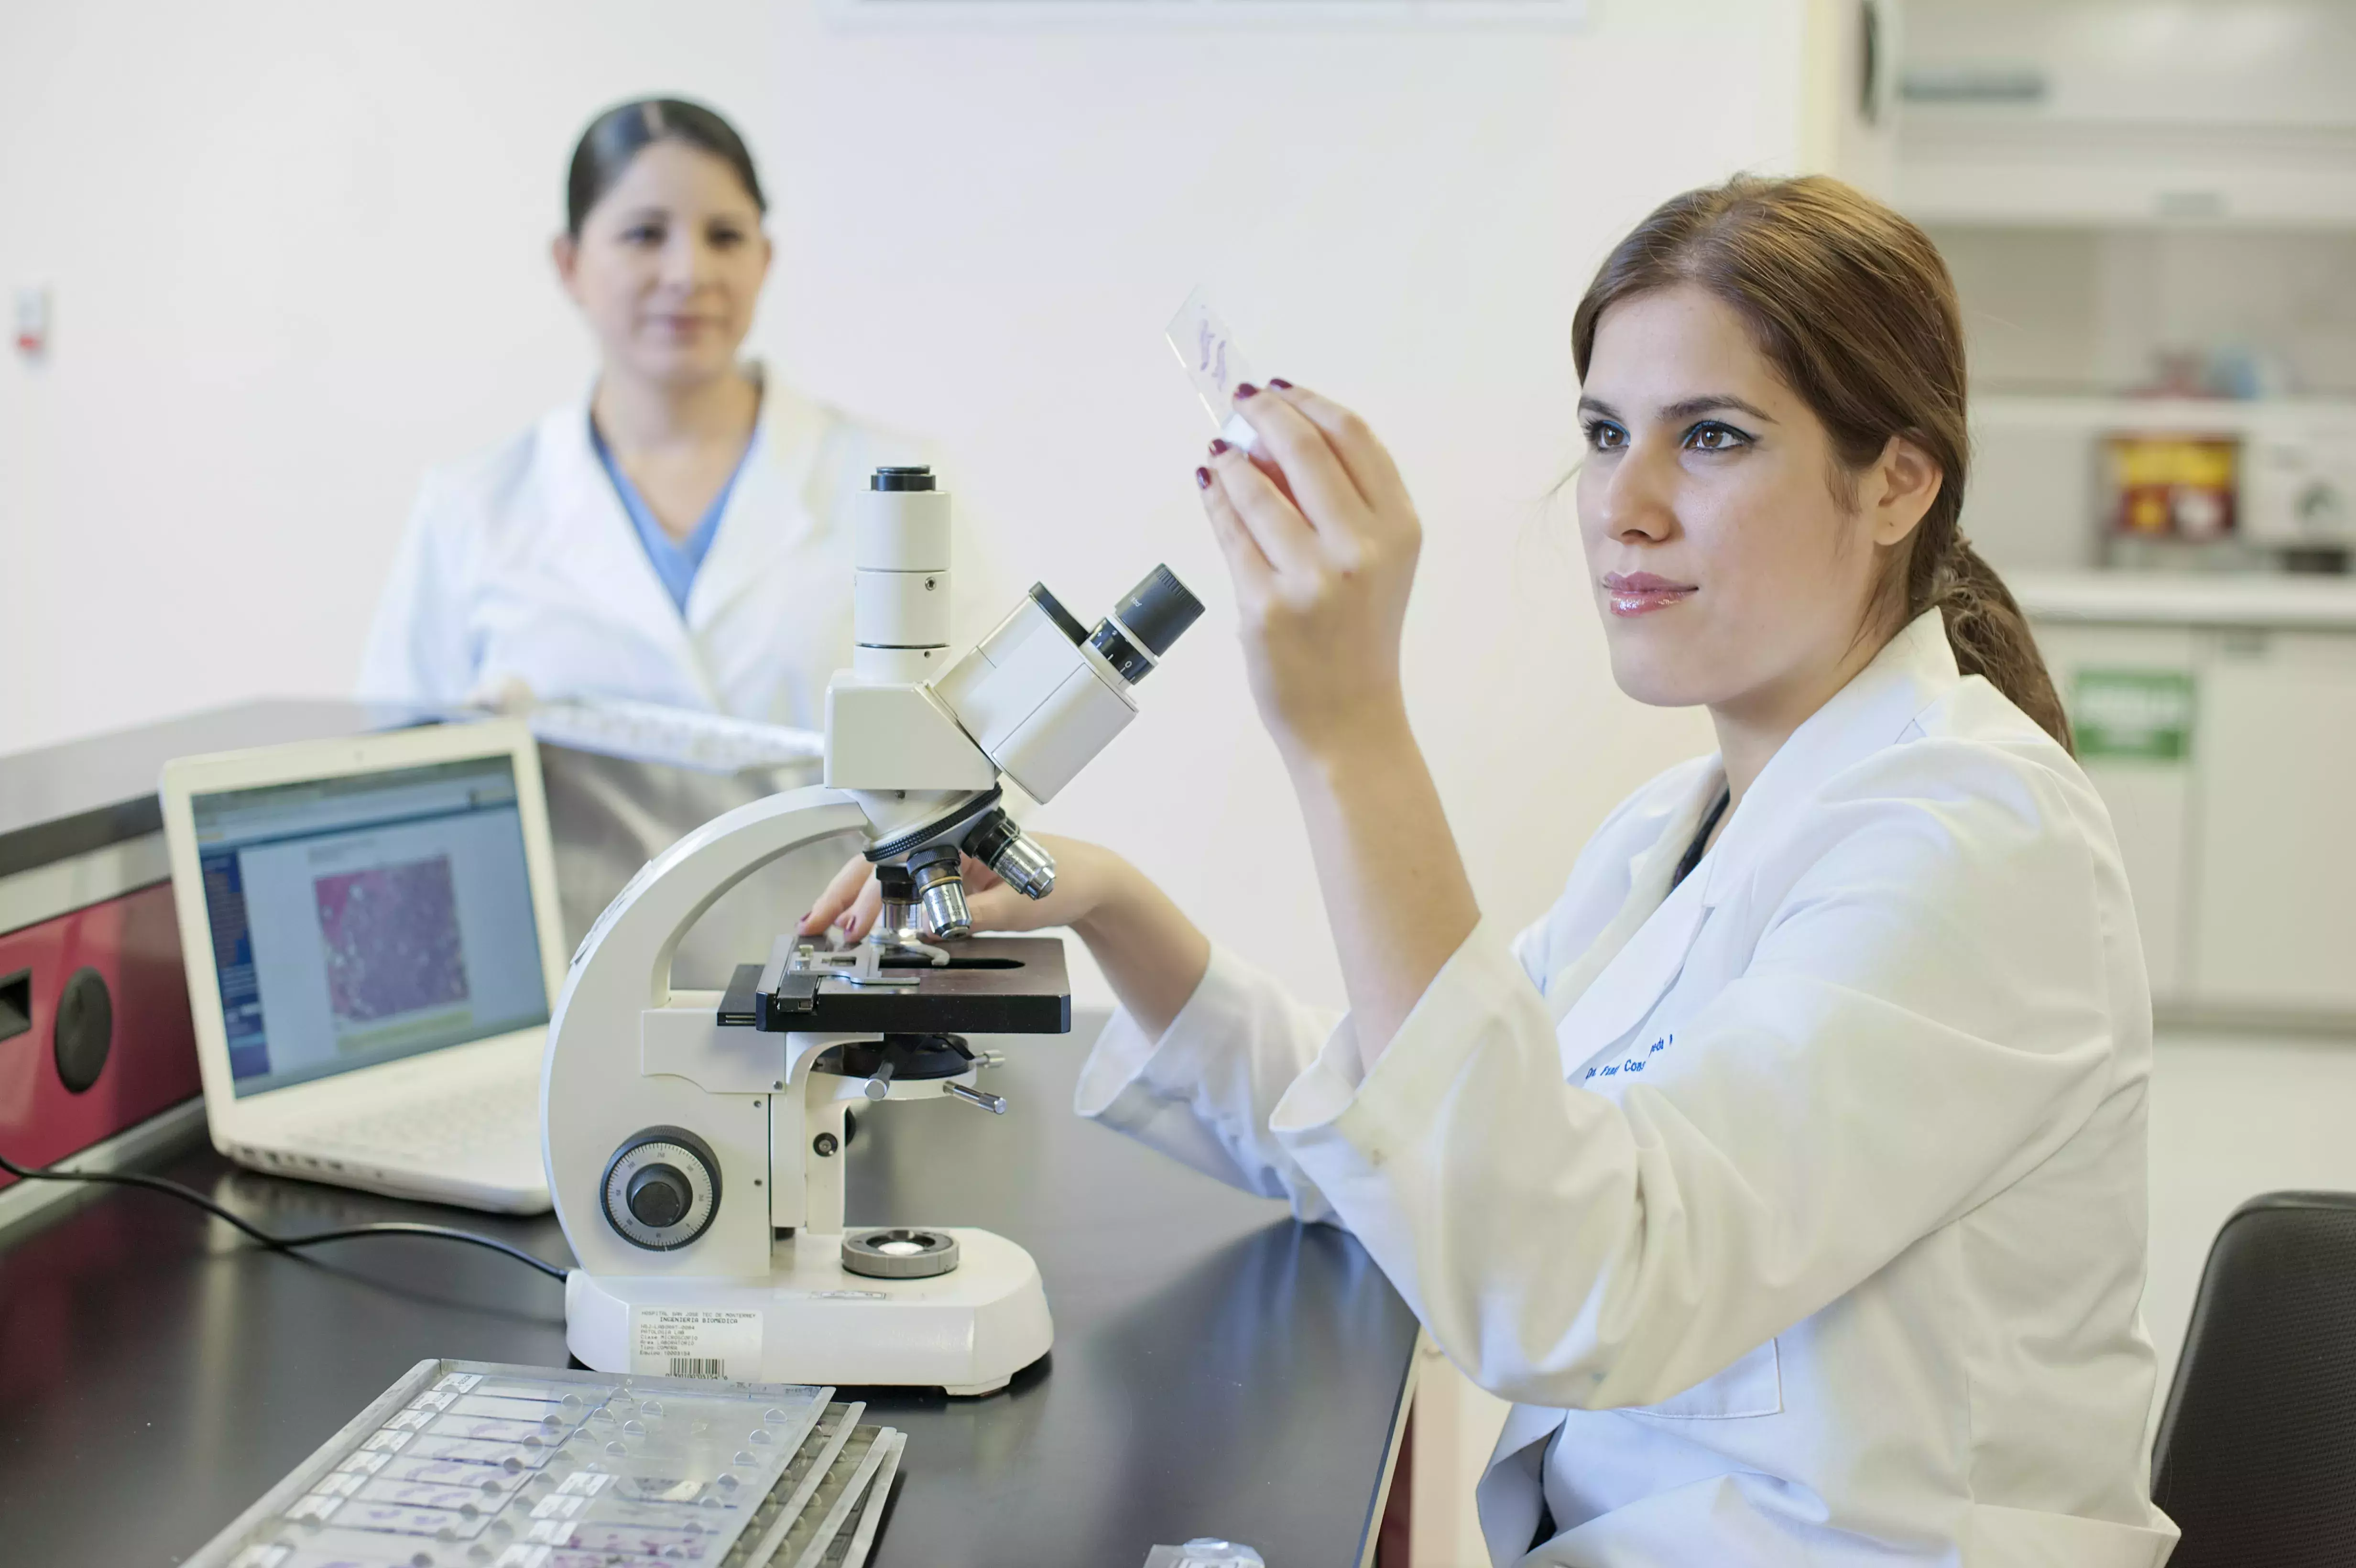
[565,1226,1053,1397]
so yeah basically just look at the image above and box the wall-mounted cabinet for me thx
[1896,0,2356,229]
[1896,3,2356,579]
[1920,217,2356,579]
[1963,392,2356,576]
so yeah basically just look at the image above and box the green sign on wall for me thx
[2072,668,2196,762]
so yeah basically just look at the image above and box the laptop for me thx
[159,720,566,1214]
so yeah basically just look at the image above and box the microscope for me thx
[542,466,1200,1395]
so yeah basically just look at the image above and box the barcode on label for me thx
[631,1307,760,1379]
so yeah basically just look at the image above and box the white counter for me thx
[2010,571,2356,631]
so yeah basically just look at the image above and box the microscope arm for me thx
[544,786,873,1280]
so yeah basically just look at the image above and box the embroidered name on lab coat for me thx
[1587,1033,1673,1080]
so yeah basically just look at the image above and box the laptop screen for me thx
[191,753,550,1098]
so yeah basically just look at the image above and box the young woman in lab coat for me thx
[359,98,1005,972]
[807,176,2178,1562]
[358,97,948,724]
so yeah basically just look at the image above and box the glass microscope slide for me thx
[826,1432,905,1568]
[717,1404,905,1568]
[1166,287,1262,453]
[720,1401,865,1567]
[773,1425,903,1568]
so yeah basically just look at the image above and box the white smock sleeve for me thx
[356,473,477,705]
[1264,748,2122,1411]
[1074,946,1348,1224]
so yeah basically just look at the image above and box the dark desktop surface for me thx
[0,1022,1418,1566]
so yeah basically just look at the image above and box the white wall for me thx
[0,0,1819,1013]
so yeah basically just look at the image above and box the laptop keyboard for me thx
[305,1077,540,1167]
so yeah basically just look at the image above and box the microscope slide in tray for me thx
[179,1358,888,1568]
[720,1404,905,1568]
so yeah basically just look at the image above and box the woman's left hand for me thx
[1198,382,1477,1059]
[1199,382,1424,766]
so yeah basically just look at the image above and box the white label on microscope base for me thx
[630,1307,762,1379]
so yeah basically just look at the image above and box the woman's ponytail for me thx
[1573,174,2075,754]
[1923,540,2072,753]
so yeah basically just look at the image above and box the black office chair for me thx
[2151,1191,2356,1566]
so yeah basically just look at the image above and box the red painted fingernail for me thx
[1233,382,1259,400]
[1208,438,1231,456]
[1268,378,1294,390]
[1195,466,1211,489]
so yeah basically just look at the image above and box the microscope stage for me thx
[722,935,1072,1036]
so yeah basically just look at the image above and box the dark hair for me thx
[565,98,766,239]
[1571,174,2072,753]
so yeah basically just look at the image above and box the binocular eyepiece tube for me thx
[851,464,1207,939]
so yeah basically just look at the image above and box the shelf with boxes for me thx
[1967,395,2356,574]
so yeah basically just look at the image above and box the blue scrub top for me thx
[590,420,756,616]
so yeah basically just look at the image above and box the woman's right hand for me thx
[804,830,1213,1037]
[798,832,1135,943]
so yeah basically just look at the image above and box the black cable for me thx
[0,1149,569,1282]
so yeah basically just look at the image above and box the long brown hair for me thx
[1571,174,2072,752]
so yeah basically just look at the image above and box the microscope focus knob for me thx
[600,1126,722,1251]
[626,1165,693,1229]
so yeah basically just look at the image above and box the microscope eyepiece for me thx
[870,466,937,491]
[1087,565,1204,685]
[1113,565,1205,656]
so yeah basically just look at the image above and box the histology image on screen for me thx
[313,855,471,1030]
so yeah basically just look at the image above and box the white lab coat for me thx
[1077,610,2180,1565]
[356,377,995,722]
[356,379,1005,981]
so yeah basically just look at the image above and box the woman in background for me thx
[359,95,961,725]
[361,98,988,974]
